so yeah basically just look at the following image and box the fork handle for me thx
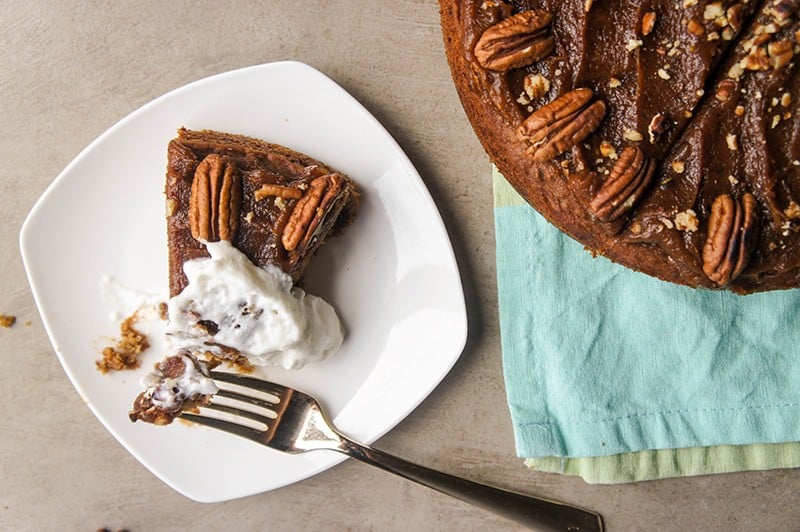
[334,438,603,531]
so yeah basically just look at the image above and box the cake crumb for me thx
[96,315,149,373]
[0,315,16,328]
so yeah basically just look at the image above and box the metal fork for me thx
[180,371,604,531]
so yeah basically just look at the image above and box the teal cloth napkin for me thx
[493,168,800,462]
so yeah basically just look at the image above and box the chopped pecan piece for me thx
[715,78,737,102]
[773,0,798,21]
[474,10,555,72]
[517,88,606,162]
[642,12,657,36]
[189,154,242,242]
[767,39,793,69]
[702,193,757,286]
[727,4,744,31]
[589,146,656,222]
[254,184,303,201]
[648,113,670,143]
[524,73,550,100]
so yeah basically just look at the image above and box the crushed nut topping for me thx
[726,133,739,151]
[642,12,657,36]
[714,79,736,102]
[623,128,644,142]
[704,3,725,21]
[599,140,618,159]
[626,39,644,51]
[675,209,699,232]
[785,201,800,219]
[524,73,551,100]
[688,20,706,37]
[648,113,670,143]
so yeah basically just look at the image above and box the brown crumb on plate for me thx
[96,314,149,373]
[0,315,16,328]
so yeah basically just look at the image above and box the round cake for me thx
[440,0,800,293]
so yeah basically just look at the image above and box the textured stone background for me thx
[2,1,798,530]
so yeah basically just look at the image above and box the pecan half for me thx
[517,88,607,162]
[281,174,344,252]
[702,193,757,286]
[589,146,656,222]
[474,10,555,72]
[189,154,242,242]
[254,184,303,201]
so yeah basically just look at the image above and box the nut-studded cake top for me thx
[441,0,800,292]
[165,128,359,297]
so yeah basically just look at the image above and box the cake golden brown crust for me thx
[441,0,800,293]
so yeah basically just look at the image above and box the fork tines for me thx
[179,371,287,441]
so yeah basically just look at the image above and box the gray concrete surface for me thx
[2,1,798,530]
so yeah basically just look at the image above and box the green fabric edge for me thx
[492,169,525,207]
[492,167,800,483]
[525,442,800,484]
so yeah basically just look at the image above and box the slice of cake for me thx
[129,129,359,424]
[166,128,359,296]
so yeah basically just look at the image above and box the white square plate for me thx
[20,61,467,502]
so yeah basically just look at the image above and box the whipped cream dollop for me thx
[166,240,344,370]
